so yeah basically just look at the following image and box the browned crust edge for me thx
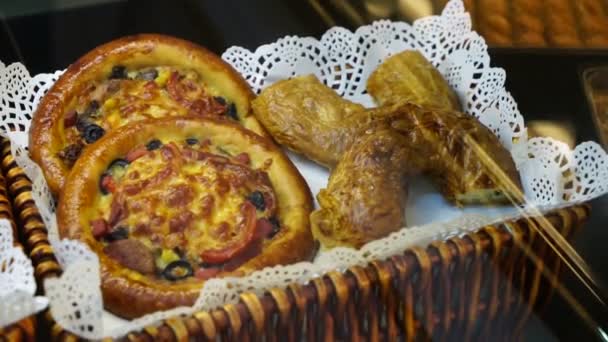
[56,117,313,319]
[30,33,266,195]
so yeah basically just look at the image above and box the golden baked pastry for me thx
[310,103,523,248]
[366,50,460,111]
[57,117,313,319]
[311,125,409,248]
[254,74,520,203]
[251,75,365,167]
[30,34,266,194]
[254,74,522,248]
[372,103,522,204]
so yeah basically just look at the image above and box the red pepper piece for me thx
[200,201,256,264]
[222,239,263,272]
[234,152,250,165]
[108,195,127,226]
[91,218,109,239]
[100,174,117,194]
[125,146,148,162]
[166,72,184,102]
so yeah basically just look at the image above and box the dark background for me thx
[1,0,607,340]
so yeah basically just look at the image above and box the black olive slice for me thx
[226,103,238,121]
[246,191,265,211]
[162,260,194,281]
[268,216,281,238]
[213,96,227,105]
[185,138,199,146]
[105,227,129,242]
[58,143,83,167]
[145,139,162,151]
[83,100,100,118]
[107,158,129,179]
[83,124,105,143]
[109,158,129,169]
[109,65,127,79]
[75,116,89,132]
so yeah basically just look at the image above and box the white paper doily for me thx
[0,220,48,328]
[0,0,606,338]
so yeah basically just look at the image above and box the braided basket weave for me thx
[0,138,590,341]
[0,141,36,342]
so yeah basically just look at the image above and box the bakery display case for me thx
[0,0,607,341]
[310,0,608,48]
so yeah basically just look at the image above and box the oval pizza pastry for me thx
[57,117,313,319]
[30,34,266,194]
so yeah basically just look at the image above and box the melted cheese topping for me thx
[58,66,234,166]
[90,138,277,279]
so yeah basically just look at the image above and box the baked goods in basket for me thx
[253,76,520,202]
[310,103,523,248]
[366,50,460,111]
[251,75,365,167]
[57,117,313,319]
[311,125,410,248]
[253,63,521,248]
[30,34,266,194]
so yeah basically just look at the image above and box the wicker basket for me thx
[0,151,36,342]
[0,138,591,341]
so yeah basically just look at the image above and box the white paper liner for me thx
[0,220,48,328]
[0,0,606,338]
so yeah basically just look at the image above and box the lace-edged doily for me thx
[0,0,606,338]
[0,220,48,328]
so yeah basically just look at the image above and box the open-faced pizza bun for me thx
[56,117,313,319]
[30,34,266,194]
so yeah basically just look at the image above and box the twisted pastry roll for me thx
[311,125,409,249]
[251,75,365,167]
[310,103,522,248]
[366,51,460,111]
[254,81,521,239]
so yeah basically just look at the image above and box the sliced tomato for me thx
[200,201,256,264]
[254,218,273,240]
[222,239,263,272]
[125,146,148,162]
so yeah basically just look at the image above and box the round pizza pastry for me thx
[30,34,266,194]
[57,117,313,319]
